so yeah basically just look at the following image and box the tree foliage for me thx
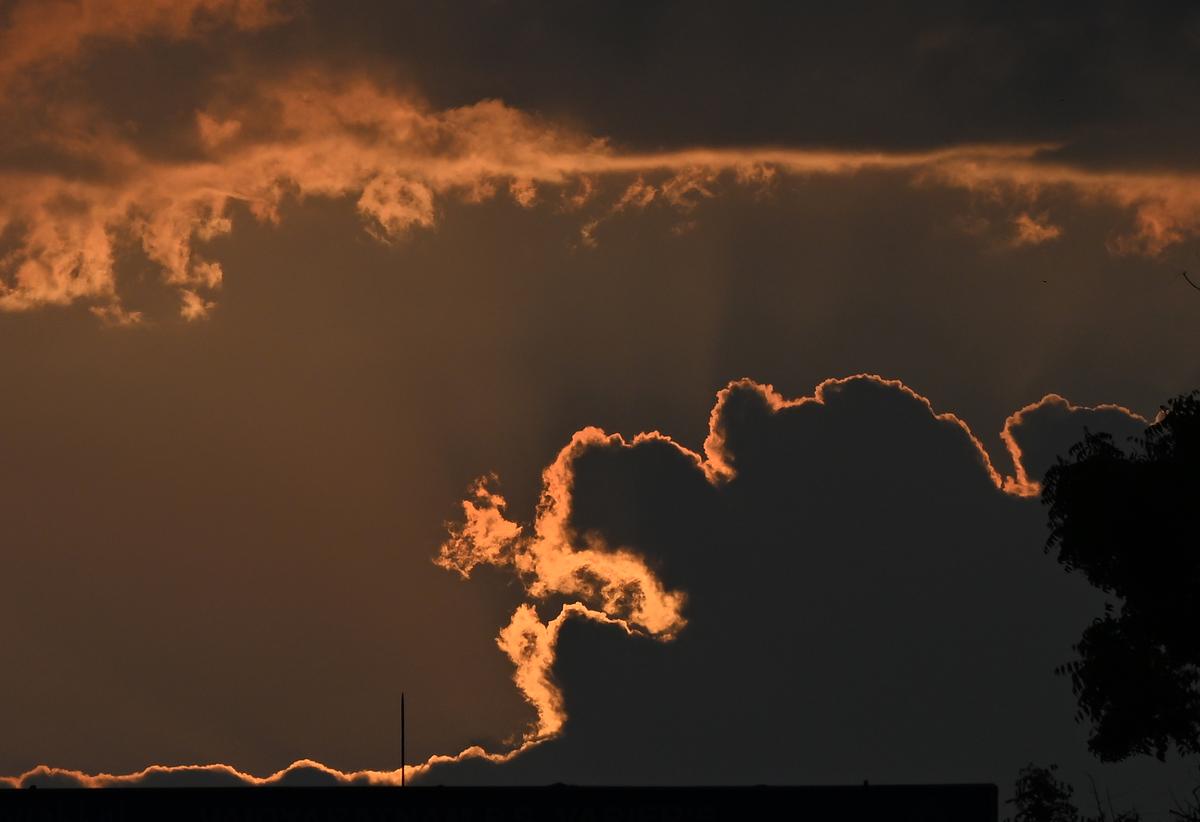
[1008,763,1081,822]
[1042,391,1200,762]
[1006,763,1143,822]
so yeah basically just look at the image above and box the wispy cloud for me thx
[1011,211,1063,246]
[4,67,1200,322]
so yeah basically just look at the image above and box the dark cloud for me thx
[13,0,1195,169]
[291,1,1200,167]
[423,377,1193,808]
[1002,395,1151,493]
[8,1,1200,171]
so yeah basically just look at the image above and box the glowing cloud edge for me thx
[0,374,1147,789]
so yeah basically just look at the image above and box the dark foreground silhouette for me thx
[1042,389,1200,763]
[0,784,997,821]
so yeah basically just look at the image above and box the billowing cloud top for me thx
[419,376,1190,800]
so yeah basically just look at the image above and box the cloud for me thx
[5,55,1200,322]
[2,759,379,789]
[0,0,290,96]
[437,430,689,637]
[1012,211,1063,246]
[417,375,1189,802]
[0,374,1173,794]
[999,395,1149,497]
[436,431,691,745]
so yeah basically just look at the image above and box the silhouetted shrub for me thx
[1007,763,1079,822]
[1005,764,1142,822]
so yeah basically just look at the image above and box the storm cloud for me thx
[421,377,1190,807]
[4,375,1182,799]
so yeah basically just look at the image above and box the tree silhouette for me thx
[1007,764,1080,822]
[1042,390,1200,762]
[1005,763,1144,822]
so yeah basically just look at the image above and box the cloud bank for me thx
[5,54,1200,322]
[415,376,1189,807]
[428,376,1151,776]
[4,375,1160,791]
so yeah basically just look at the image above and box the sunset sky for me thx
[2,0,1199,806]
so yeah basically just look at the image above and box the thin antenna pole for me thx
[401,692,406,787]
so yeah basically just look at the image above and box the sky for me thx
[2,0,1199,809]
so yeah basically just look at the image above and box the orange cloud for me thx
[437,429,691,742]
[4,60,1195,321]
[1,759,391,789]
[438,428,689,638]
[5,66,1200,321]
[1012,211,1062,246]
